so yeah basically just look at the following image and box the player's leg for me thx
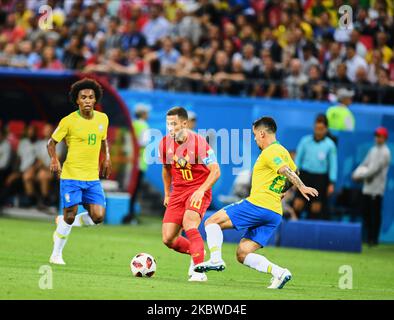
[50,204,78,265]
[77,180,107,226]
[237,238,291,289]
[194,208,234,273]
[162,195,191,254]
[162,222,188,253]
[50,179,83,264]
[182,212,207,282]
[183,210,205,265]
[36,167,52,206]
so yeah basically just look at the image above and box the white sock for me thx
[57,212,96,227]
[72,212,96,227]
[244,253,285,278]
[205,223,223,262]
[52,218,72,256]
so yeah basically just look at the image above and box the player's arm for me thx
[190,146,221,204]
[47,138,61,179]
[49,117,69,178]
[162,164,172,207]
[100,139,112,179]
[278,165,318,201]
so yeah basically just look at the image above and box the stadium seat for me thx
[30,120,46,139]
[7,120,25,151]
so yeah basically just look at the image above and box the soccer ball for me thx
[130,253,156,277]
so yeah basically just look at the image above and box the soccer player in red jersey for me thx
[159,107,220,281]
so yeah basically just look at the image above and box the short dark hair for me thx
[346,43,356,51]
[69,78,103,106]
[253,116,277,133]
[166,106,188,120]
[315,113,328,127]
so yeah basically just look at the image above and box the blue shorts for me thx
[60,179,106,209]
[224,199,282,247]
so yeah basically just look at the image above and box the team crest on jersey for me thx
[98,124,103,131]
[174,154,191,169]
[64,193,71,203]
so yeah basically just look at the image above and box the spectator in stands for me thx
[34,124,56,208]
[121,19,147,51]
[352,127,391,246]
[142,4,171,47]
[170,8,202,46]
[331,63,352,89]
[301,42,320,76]
[16,124,39,207]
[104,17,122,51]
[305,65,326,101]
[34,46,64,70]
[62,36,85,70]
[147,36,180,75]
[175,39,194,77]
[123,103,151,225]
[349,29,368,59]
[233,43,261,79]
[0,126,12,206]
[368,31,393,65]
[293,114,337,220]
[259,27,282,63]
[373,67,394,105]
[345,43,368,83]
[326,88,356,132]
[325,42,343,81]
[255,54,282,98]
[353,67,374,104]
[285,58,308,99]
[367,49,389,84]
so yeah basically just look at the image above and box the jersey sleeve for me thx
[102,114,109,140]
[197,135,217,166]
[265,146,294,173]
[52,117,69,143]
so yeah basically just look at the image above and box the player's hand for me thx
[163,195,170,207]
[298,185,319,201]
[190,189,205,206]
[49,157,62,179]
[100,158,112,179]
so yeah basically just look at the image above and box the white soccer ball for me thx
[130,253,156,277]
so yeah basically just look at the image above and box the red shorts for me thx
[163,189,212,226]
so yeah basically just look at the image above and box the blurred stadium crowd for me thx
[1,0,394,104]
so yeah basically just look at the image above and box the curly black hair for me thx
[69,78,103,106]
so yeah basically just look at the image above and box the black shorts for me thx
[295,170,329,203]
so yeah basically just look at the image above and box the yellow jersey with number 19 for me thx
[52,110,109,181]
[246,141,297,215]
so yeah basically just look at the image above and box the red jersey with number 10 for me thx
[159,131,217,193]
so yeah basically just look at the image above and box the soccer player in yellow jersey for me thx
[48,78,111,265]
[194,117,318,289]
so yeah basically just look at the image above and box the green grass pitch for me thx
[1,216,394,300]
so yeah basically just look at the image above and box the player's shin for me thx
[185,228,204,265]
[243,253,285,277]
[205,223,223,262]
[52,218,72,256]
